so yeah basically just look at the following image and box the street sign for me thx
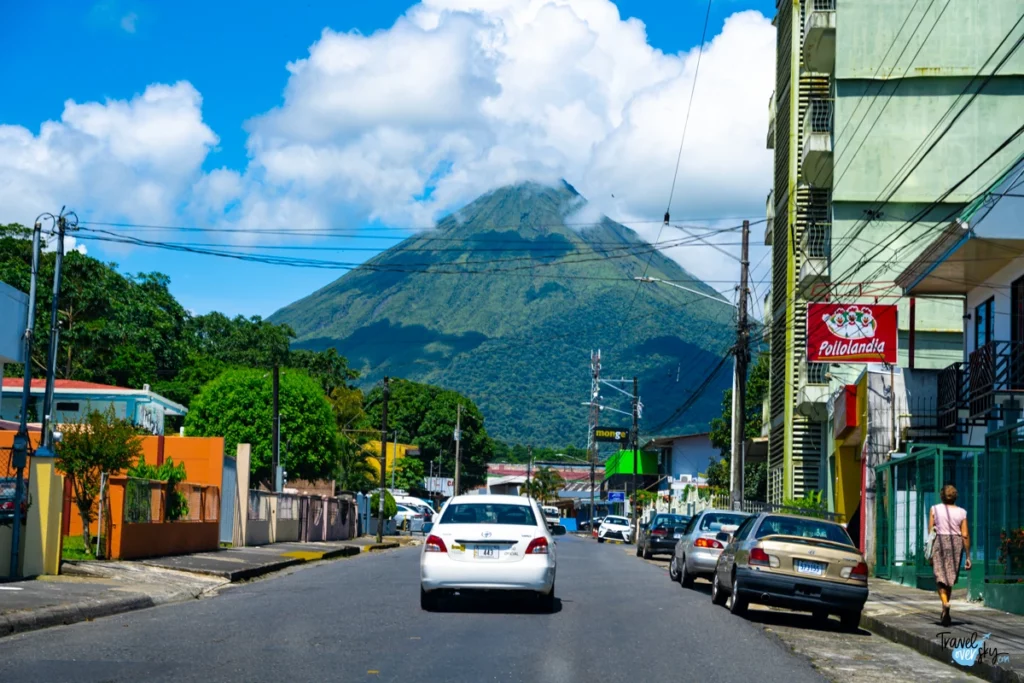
[608,491,625,503]
[453,429,461,442]
[594,427,630,443]
[424,477,454,496]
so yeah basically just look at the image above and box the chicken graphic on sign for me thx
[822,305,877,341]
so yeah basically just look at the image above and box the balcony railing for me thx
[968,341,1024,419]
[802,222,830,259]
[806,99,834,135]
[937,362,967,431]
[812,0,836,10]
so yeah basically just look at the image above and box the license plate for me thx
[473,545,499,559]
[673,533,682,539]
[795,560,826,576]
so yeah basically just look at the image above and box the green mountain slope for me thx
[270,182,736,446]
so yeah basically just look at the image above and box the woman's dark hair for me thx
[940,484,958,505]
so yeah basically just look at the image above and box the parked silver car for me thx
[669,509,749,587]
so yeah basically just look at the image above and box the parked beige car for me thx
[711,512,868,631]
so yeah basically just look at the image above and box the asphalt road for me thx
[1,536,827,683]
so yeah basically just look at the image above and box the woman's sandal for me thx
[941,606,951,627]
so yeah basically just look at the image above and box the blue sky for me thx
[1,0,776,317]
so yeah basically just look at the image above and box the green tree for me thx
[56,408,144,551]
[707,352,770,501]
[370,489,398,520]
[387,456,426,492]
[184,369,337,486]
[335,436,376,494]
[364,379,493,491]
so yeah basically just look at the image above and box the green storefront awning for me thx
[603,449,658,478]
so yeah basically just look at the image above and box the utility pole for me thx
[272,364,281,492]
[526,445,533,498]
[453,404,462,496]
[587,350,601,533]
[376,377,390,543]
[37,212,76,455]
[730,219,751,509]
[391,430,398,490]
[9,219,43,578]
[631,376,639,543]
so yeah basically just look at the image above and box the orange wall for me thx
[65,435,224,539]
[140,436,224,489]
[0,431,41,477]
[104,476,219,560]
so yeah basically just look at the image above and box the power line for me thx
[665,0,713,216]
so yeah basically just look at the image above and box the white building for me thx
[0,379,187,435]
[898,153,1024,443]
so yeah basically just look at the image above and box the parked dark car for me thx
[636,513,691,559]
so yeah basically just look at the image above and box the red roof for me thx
[1,379,125,391]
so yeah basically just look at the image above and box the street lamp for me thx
[634,276,737,308]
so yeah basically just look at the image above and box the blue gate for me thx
[220,455,237,544]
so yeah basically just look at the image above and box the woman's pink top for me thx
[932,504,967,535]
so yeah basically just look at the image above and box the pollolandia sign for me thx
[807,303,897,364]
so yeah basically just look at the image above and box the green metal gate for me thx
[873,443,982,594]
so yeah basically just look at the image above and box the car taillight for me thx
[651,529,667,537]
[425,535,447,553]
[525,537,549,554]
[849,561,868,581]
[694,538,723,549]
[749,547,771,567]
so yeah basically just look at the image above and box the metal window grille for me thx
[807,99,833,134]
[125,478,165,523]
[807,362,829,385]
[279,494,299,521]
[812,0,836,11]
[248,490,271,521]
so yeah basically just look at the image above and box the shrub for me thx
[128,458,189,521]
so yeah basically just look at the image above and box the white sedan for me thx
[597,515,632,543]
[420,494,561,611]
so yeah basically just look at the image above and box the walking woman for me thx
[929,484,971,626]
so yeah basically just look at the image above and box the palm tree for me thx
[522,466,565,504]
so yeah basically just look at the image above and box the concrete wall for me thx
[667,435,718,480]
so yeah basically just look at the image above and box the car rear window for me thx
[654,515,689,528]
[439,503,538,526]
[754,515,855,546]
[698,513,747,531]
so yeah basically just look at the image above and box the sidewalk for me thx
[1,536,414,639]
[863,579,1024,683]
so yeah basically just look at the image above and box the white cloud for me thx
[120,12,138,33]
[0,82,218,227]
[0,0,776,284]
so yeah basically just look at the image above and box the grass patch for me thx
[62,535,96,561]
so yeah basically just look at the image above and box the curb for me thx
[0,586,205,640]
[365,542,400,552]
[860,611,1024,683]
[140,557,305,582]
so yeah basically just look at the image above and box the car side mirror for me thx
[551,525,567,536]
[715,531,732,544]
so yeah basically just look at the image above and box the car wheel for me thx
[537,587,555,613]
[420,587,438,612]
[840,609,862,632]
[669,556,681,581]
[711,573,728,606]
[597,537,605,543]
[636,541,643,557]
[680,557,695,588]
[729,574,748,616]
[642,542,653,560]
